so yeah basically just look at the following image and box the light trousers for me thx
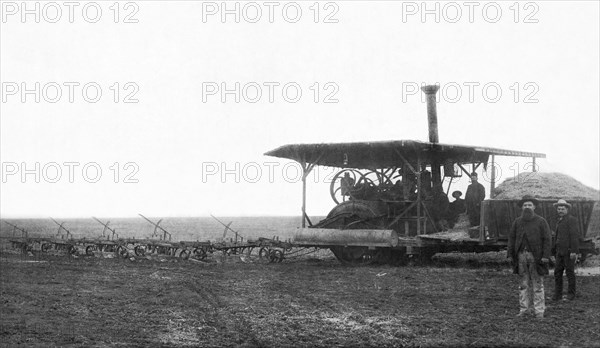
[518,251,545,315]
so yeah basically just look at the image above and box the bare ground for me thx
[1,249,599,347]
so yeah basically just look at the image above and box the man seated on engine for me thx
[383,179,404,201]
[340,172,355,197]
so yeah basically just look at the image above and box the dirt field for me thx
[1,250,599,347]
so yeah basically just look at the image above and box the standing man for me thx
[446,191,466,228]
[465,172,486,226]
[552,199,580,301]
[429,184,450,231]
[507,195,552,319]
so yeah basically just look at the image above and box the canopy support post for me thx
[490,155,496,198]
[301,161,308,228]
[299,152,323,228]
[403,164,410,236]
[416,156,422,235]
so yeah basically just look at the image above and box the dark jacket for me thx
[465,182,485,214]
[449,198,466,215]
[507,213,552,263]
[429,191,450,220]
[553,214,580,255]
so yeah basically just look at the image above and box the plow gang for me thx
[508,195,552,319]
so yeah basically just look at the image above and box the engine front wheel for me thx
[330,246,384,265]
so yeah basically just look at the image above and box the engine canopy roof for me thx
[265,140,546,170]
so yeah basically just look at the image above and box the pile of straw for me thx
[493,172,599,200]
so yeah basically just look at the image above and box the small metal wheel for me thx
[192,248,207,260]
[85,245,96,256]
[116,246,129,258]
[134,245,146,257]
[269,249,284,263]
[179,249,191,260]
[67,245,78,256]
[258,247,270,261]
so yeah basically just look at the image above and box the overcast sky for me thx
[1,0,598,218]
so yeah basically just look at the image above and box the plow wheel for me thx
[67,245,78,256]
[179,249,191,260]
[241,247,271,263]
[192,247,207,260]
[116,246,129,258]
[85,245,96,256]
[134,245,146,257]
[258,247,270,260]
[269,249,284,263]
[14,242,28,253]
[330,246,384,265]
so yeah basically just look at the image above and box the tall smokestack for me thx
[421,85,440,144]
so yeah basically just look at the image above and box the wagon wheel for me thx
[85,245,96,256]
[192,247,207,260]
[134,245,146,257]
[330,169,363,204]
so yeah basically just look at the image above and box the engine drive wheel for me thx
[330,246,383,265]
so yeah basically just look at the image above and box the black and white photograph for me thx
[1,1,599,346]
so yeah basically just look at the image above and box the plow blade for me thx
[292,228,398,248]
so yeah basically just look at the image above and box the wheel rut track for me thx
[184,279,262,346]
[269,276,340,313]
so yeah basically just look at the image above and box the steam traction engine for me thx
[265,85,579,265]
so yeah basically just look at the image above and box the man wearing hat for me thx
[507,195,552,319]
[552,199,580,301]
[446,191,466,228]
[465,172,486,226]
